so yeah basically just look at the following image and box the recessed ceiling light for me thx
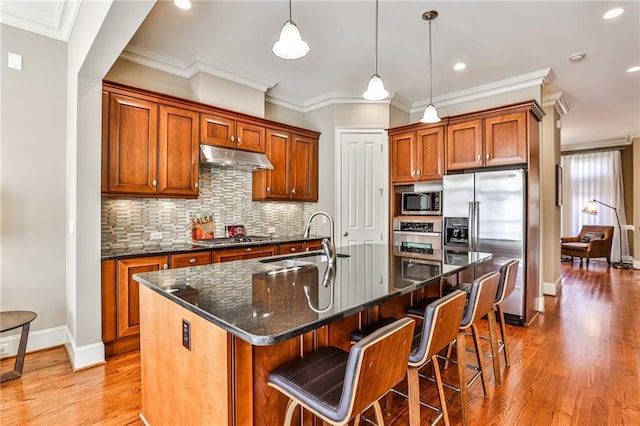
[603,8,624,19]
[453,62,466,71]
[569,53,586,63]
[627,65,640,73]
[174,0,191,10]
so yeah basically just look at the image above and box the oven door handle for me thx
[393,231,441,237]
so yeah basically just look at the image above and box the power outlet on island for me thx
[182,319,191,351]
[150,232,163,240]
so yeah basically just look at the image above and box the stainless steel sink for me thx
[262,258,314,275]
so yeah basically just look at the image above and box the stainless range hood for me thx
[200,144,273,170]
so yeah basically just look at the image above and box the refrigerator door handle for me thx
[474,201,480,251]
[468,202,474,250]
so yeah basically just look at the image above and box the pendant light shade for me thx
[363,74,389,100]
[272,1,309,59]
[362,0,389,100]
[420,10,441,123]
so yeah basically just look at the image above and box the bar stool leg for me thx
[470,323,489,398]
[283,399,298,426]
[456,330,469,426]
[487,309,502,386]
[407,367,421,426]
[432,354,450,426]
[497,304,511,366]
[0,322,31,383]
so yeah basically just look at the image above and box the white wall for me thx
[0,25,67,335]
[107,58,192,99]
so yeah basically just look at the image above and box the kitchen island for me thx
[134,244,492,425]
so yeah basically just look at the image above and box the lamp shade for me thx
[363,74,389,100]
[582,200,598,215]
[272,21,309,59]
[420,104,441,123]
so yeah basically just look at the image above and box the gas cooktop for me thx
[191,235,274,248]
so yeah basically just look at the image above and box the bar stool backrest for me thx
[495,259,519,304]
[409,290,467,367]
[337,317,415,422]
[460,271,500,328]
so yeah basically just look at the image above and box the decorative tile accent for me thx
[102,165,318,251]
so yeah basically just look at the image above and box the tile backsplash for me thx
[101,164,317,251]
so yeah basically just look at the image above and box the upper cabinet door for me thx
[200,113,235,148]
[263,129,291,200]
[101,91,109,193]
[236,121,266,153]
[446,119,483,171]
[415,127,444,181]
[108,93,158,194]
[290,134,318,201]
[390,132,416,183]
[157,105,199,197]
[484,112,527,167]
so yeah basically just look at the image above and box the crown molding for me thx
[410,68,554,115]
[561,137,632,152]
[542,92,570,116]
[265,95,305,113]
[121,46,277,93]
[0,0,80,42]
[390,93,413,114]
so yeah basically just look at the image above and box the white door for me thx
[335,129,388,248]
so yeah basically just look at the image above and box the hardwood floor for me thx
[2,261,638,425]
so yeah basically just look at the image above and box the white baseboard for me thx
[0,325,67,358]
[0,325,105,371]
[543,275,563,296]
[65,328,105,371]
[535,296,545,312]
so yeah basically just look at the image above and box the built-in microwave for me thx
[401,191,441,216]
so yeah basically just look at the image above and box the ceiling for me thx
[2,1,639,148]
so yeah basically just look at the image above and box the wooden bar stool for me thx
[406,290,467,426]
[268,317,415,426]
[0,311,37,383]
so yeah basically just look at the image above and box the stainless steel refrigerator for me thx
[443,168,528,325]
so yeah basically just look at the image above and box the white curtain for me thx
[561,150,629,263]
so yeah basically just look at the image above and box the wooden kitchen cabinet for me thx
[213,245,278,263]
[278,242,304,255]
[102,255,168,356]
[253,129,319,201]
[103,84,199,198]
[390,125,445,183]
[446,110,528,171]
[303,239,324,252]
[200,112,266,153]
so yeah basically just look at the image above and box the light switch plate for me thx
[8,52,22,70]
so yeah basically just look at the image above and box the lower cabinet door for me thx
[117,255,168,338]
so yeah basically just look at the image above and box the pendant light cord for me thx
[288,0,292,21]
[374,0,379,75]
[429,18,433,104]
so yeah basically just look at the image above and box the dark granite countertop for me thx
[133,244,492,346]
[101,234,328,260]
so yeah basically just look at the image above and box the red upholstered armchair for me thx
[561,225,614,267]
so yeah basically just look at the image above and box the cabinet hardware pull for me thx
[416,170,420,175]
[189,258,196,264]
[291,188,296,194]
[486,154,490,160]
[290,247,296,252]
[163,264,169,270]
[152,179,157,187]
[476,155,481,161]
[194,182,199,188]
[238,137,242,143]
[266,186,270,192]
[231,135,235,142]
[246,248,252,252]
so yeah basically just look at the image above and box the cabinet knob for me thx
[163,264,169,270]
[246,247,252,252]
[476,155,481,161]
[189,258,197,264]
[416,170,420,175]
[266,186,270,192]
[290,247,296,252]
[411,171,415,176]
[291,188,296,194]
[231,135,235,142]
[194,181,199,188]
[486,154,490,160]
[152,179,157,187]
[238,137,242,143]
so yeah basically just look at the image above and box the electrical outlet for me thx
[267,227,276,234]
[182,319,191,351]
[0,344,9,355]
[150,232,163,240]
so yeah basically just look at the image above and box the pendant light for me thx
[363,0,389,100]
[272,0,309,60]
[420,10,441,123]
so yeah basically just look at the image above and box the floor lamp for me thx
[582,199,631,269]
